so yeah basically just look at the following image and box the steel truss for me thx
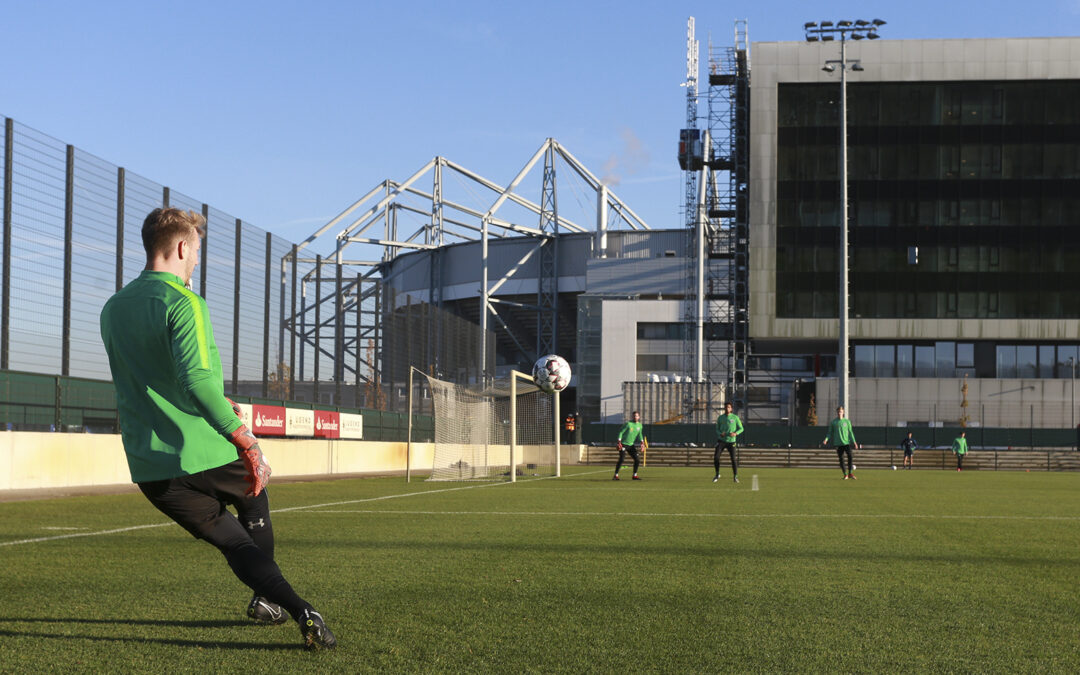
[282,138,649,404]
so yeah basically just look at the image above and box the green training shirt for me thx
[952,437,968,455]
[100,270,243,482]
[715,412,744,445]
[825,417,857,447]
[618,421,644,446]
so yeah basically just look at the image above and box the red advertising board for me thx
[252,404,287,437]
[314,410,340,439]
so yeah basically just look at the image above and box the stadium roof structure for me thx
[281,137,653,389]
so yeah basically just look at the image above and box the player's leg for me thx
[843,446,855,478]
[630,443,642,479]
[138,465,336,649]
[225,472,289,624]
[614,446,626,479]
[713,442,722,481]
[835,446,848,477]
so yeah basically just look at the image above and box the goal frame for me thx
[406,367,561,482]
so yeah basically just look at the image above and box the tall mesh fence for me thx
[0,115,298,397]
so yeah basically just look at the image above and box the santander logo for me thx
[255,412,284,428]
[316,418,339,431]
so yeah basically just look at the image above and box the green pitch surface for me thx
[2,467,1079,673]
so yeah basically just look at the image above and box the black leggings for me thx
[616,443,641,474]
[714,442,738,475]
[138,460,311,619]
[835,445,854,474]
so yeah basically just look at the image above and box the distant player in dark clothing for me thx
[900,432,917,470]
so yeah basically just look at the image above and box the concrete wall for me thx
[0,433,584,491]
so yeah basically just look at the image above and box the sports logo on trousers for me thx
[246,518,265,530]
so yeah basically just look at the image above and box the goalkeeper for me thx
[713,401,744,484]
[100,208,335,651]
[613,411,645,481]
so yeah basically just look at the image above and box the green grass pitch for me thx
[1,466,1078,673]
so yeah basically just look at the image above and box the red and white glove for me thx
[226,397,243,421]
[228,424,271,497]
[616,440,623,452]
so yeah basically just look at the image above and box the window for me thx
[1038,345,1056,378]
[636,354,670,371]
[956,343,974,369]
[997,345,1017,378]
[897,345,913,377]
[854,345,874,377]
[936,342,956,377]
[915,346,936,378]
[1017,346,1038,379]
[875,345,895,378]
[1059,345,1079,379]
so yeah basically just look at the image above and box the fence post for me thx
[54,375,62,431]
[62,145,73,377]
[1030,405,1034,451]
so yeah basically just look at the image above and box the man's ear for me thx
[176,237,190,260]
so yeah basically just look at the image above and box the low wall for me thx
[0,433,584,491]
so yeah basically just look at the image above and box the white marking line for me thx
[0,469,612,548]
[0,523,175,548]
[305,509,1080,521]
[42,527,89,531]
[752,474,759,491]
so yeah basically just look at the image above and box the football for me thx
[532,354,571,393]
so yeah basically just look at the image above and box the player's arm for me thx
[168,295,270,495]
[735,415,744,437]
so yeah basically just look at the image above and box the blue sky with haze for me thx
[3,0,1077,246]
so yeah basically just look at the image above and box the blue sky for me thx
[3,0,1078,246]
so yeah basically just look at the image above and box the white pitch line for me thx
[752,474,759,491]
[304,509,1080,521]
[0,469,613,548]
[0,522,176,548]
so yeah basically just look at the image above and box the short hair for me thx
[142,208,206,260]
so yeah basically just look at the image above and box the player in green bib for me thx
[100,208,334,650]
[823,405,860,480]
[714,401,744,483]
[614,411,645,480]
[952,431,968,471]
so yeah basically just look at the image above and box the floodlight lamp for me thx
[821,34,835,41]
[873,19,886,26]
[805,21,818,28]
[820,20,834,27]
[806,35,820,42]
[822,64,836,73]
[838,20,852,27]
[867,32,880,39]
[852,33,865,40]
[852,63,865,71]
[855,19,869,26]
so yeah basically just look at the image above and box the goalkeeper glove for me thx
[228,424,271,497]
[616,440,623,451]
[226,397,243,420]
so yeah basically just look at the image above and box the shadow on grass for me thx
[0,618,303,650]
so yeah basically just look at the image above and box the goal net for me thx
[422,370,559,481]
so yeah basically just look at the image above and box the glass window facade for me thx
[776,81,1080,319]
[853,342,1078,378]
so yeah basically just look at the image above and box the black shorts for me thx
[138,459,268,542]
[903,449,914,457]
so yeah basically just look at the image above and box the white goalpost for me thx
[409,368,560,482]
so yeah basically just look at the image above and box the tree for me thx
[807,393,818,426]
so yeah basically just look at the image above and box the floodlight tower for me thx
[803,18,885,414]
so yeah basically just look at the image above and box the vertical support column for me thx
[62,145,74,377]
[509,371,517,483]
[555,387,561,477]
[406,366,413,483]
[314,254,321,404]
[838,37,850,414]
[289,244,297,399]
[115,167,125,291]
[2,118,14,369]
[163,186,170,208]
[231,219,242,394]
[335,252,343,405]
[199,204,209,297]
[355,272,362,407]
[262,232,272,398]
